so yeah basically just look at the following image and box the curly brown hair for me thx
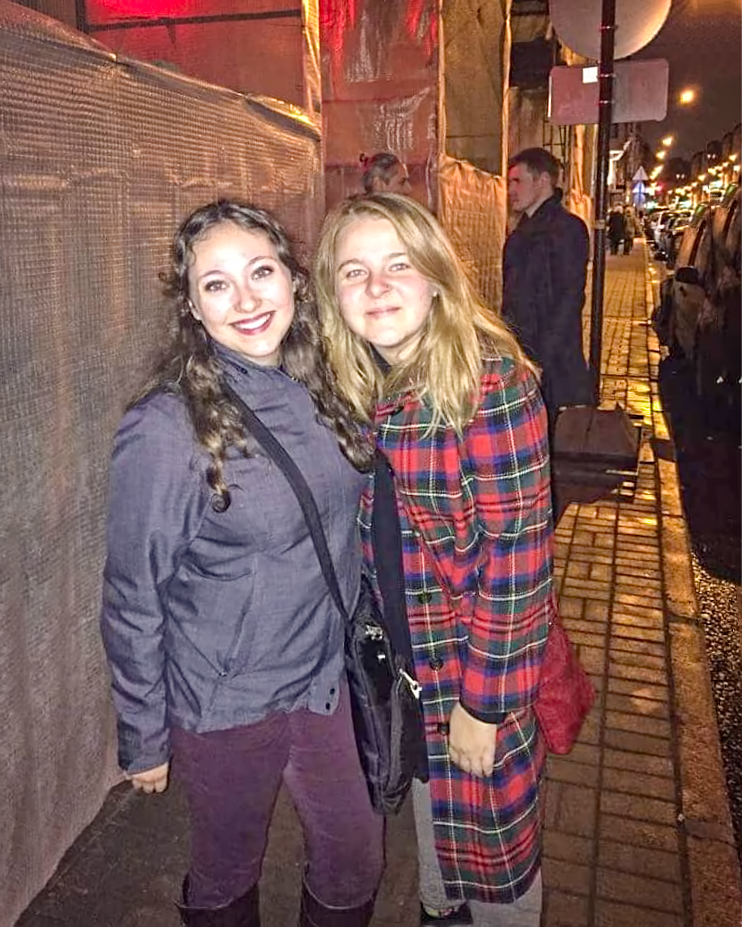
[136,201,373,502]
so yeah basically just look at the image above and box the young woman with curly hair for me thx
[100,201,382,927]
[314,193,555,927]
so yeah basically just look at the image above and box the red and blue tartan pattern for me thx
[359,356,555,902]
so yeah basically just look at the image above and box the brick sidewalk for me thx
[543,243,741,927]
[15,243,741,927]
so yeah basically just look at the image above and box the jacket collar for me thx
[519,192,563,228]
[370,347,415,419]
[213,343,294,397]
[375,395,409,419]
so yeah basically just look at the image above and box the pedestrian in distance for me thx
[503,147,594,422]
[360,151,411,195]
[314,192,555,927]
[622,207,637,255]
[608,206,627,256]
[100,200,383,927]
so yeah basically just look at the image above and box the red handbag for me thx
[534,617,595,754]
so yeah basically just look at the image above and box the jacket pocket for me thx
[165,563,256,677]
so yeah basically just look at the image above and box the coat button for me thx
[429,656,444,671]
[417,591,433,604]
[436,722,449,735]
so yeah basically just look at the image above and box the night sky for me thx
[635,0,741,159]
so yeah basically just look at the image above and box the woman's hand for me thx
[127,762,170,794]
[448,703,497,778]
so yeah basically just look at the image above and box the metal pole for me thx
[75,0,87,33]
[588,0,617,404]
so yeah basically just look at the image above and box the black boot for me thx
[298,881,375,927]
[177,877,260,926]
[419,901,473,925]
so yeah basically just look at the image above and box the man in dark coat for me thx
[502,148,593,421]
[608,207,627,255]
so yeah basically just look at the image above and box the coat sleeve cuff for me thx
[459,699,508,725]
[116,716,171,775]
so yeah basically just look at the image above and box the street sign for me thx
[632,182,647,208]
[549,59,669,125]
[633,167,649,182]
[550,0,671,61]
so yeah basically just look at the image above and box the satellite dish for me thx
[550,0,672,61]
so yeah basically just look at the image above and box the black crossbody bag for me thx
[223,385,426,815]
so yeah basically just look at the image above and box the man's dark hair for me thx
[508,148,561,186]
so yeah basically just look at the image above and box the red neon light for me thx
[99,0,189,17]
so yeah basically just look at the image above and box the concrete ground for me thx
[15,242,742,926]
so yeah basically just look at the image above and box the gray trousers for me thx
[412,780,542,927]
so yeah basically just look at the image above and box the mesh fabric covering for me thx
[437,154,508,312]
[0,5,321,924]
[321,0,439,208]
[442,0,511,176]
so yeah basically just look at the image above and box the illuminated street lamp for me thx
[662,135,674,147]
[656,150,667,160]
[679,88,696,105]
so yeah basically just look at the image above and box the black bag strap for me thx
[222,384,350,623]
[371,450,415,665]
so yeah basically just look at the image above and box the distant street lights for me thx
[679,88,696,105]
[661,135,674,147]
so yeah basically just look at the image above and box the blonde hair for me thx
[314,193,535,432]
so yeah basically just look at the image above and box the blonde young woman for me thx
[314,193,556,927]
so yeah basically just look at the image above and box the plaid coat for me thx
[359,355,555,903]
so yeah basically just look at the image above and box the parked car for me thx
[661,210,692,267]
[647,208,669,250]
[695,185,741,406]
[654,190,740,413]
[659,206,714,359]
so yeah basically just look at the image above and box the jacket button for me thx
[417,591,433,604]
[436,722,449,735]
[211,492,231,513]
[429,656,444,671]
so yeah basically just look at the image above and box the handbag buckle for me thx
[399,668,422,700]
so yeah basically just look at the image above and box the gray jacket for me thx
[101,348,366,773]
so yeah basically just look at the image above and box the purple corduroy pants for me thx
[171,680,385,909]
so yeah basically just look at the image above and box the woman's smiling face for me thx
[188,221,295,366]
[334,216,435,365]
